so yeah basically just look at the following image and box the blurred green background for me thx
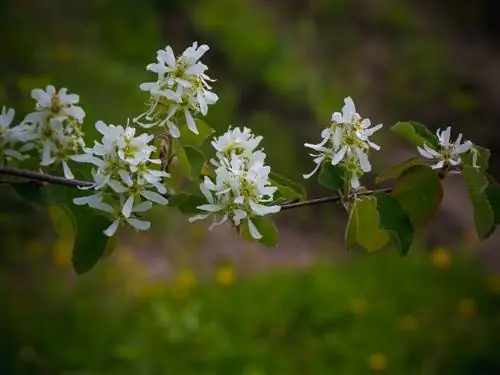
[2,0,500,373]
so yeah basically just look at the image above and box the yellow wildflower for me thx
[398,314,418,332]
[349,298,367,315]
[216,264,236,286]
[457,298,476,318]
[368,353,387,372]
[430,247,453,269]
[487,276,500,294]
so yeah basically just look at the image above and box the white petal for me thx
[331,146,348,165]
[122,196,134,218]
[355,147,371,172]
[140,190,169,205]
[247,219,262,240]
[126,217,151,231]
[62,160,74,179]
[103,219,120,237]
[133,201,153,213]
[184,109,198,134]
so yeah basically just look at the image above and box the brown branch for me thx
[279,187,393,210]
[0,166,93,188]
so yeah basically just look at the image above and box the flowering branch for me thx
[0,165,397,212]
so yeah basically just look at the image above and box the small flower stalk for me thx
[303,96,383,189]
[73,120,169,236]
[136,42,218,137]
[189,126,281,240]
[417,126,478,170]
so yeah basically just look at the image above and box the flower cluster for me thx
[0,106,35,163]
[73,120,169,236]
[136,42,218,137]
[22,85,87,178]
[189,127,281,239]
[417,126,478,170]
[303,96,383,189]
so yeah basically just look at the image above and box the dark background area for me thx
[1,0,500,374]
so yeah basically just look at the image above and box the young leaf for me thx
[47,205,76,264]
[179,119,214,146]
[462,146,490,170]
[11,183,46,209]
[240,217,279,247]
[391,121,438,148]
[345,196,390,252]
[269,171,306,201]
[462,165,495,239]
[318,163,345,190]
[184,146,206,181]
[486,182,500,227]
[390,165,443,226]
[168,193,207,214]
[375,193,414,256]
[375,157,427,184]
[72,214,115,275]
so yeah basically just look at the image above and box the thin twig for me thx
[279,187,392,210]
[0,166,393,211]
[0,166,93,188]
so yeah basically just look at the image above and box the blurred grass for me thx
[2,247,500,374]
[2,0,500,374]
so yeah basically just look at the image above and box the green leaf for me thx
[318,163,345,190]
[486,179,500,227]
[168,193,207,214]
[72,214,114,275]
[179,119,214,146]
[375,193,414,256]
[462,146,490,170]
[390,165,443,226]
[240,217,279,247]
[345,196,390,252]
[184,146,206,181]
[375,157,428,184]
[11,183,45,209]
[269,171,306,201]
[391,121,438,148]
[462,165,495,239]
[48,204,76,238]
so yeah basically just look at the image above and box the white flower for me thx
[0,106,36,162]
[22,85,87,178]
[303,96,382,189]
[27,85,85,123]
[211,126,263,160]
[417,126,476,169]
[73,120,170,236]
[190,129,280,240]
[135,42,218,137]
[73,193,152,237]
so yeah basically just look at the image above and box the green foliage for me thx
[240,216,279,247]
[168,193,207,214]
[390,165,443,226]
[72,214,115,274]
[10,183,45,210]
[375,192,414,255]
[318,163,345,190]
[463,146,490,170]
[462,166,496,239]
[391,121,439,148]
[345,196,390,252]
[179,119,214,147]
[375,157,427,184]
[269,171,306,202]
